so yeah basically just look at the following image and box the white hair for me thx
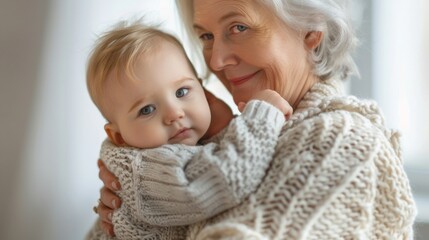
[175,0,359,81]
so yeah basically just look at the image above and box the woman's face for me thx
[193,0,318,107]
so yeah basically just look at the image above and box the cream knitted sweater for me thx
[86,100,286,240]
[87,79,416,239]
[188,79,417,239]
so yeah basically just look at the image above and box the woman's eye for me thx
[231,24,248,34]
[176,88,189,98]
[199,33,213,41]
[138,105,156,116]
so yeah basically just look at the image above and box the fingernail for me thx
[108,212,112,221]
[111,181,119,190]
[112,199,117,208]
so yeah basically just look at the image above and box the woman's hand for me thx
[237,89,293,119]
[202,89,234,140]
[95,159,122,237]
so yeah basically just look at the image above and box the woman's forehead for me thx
[193,0,267,24]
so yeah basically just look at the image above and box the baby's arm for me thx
[86,211,187,240]
[103,90,290,227]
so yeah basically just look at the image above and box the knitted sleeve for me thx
[282,110,416,239]
[185,108,415,239]
[85,215,187,240]
[279,111,381,239]
[101,100,285,229]
[243,110,415,239]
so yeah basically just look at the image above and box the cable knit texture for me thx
[86,100,285,240]
[187,79,416,240]
[86,79,416,239]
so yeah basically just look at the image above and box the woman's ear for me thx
[304,31,323,50]
[104,123,126,146]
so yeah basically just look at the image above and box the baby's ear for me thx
[104,123,126,146]
[304,31,323,50]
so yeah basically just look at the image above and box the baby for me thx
[85,21,291,239]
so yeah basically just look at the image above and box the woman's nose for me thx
[163,103,185,125]
[209,39,238,71]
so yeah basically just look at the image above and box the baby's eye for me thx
[138,105,156,116]
[176,88,189,98]
[230,24,248,34]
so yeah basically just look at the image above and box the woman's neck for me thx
[291,74,320,110]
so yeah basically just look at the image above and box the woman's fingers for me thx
[97,188,119,236]
[99,219,115,237]
[98,159,121,191]
[97,159,104,168]
[97,198,113,223]
[96,162,118,237]
[96,160,120,236]
[100,186,122,210]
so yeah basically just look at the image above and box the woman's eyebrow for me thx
[218,12,242,23]
[193,11,243,30]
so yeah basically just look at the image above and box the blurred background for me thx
[0,0,428,239]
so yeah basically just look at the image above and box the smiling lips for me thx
[228,71,259,86]
[170,128,191,141]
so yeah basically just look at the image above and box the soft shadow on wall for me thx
[0,0,51,239]
[1,1,179,240]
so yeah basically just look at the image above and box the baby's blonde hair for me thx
[86,20,197,120]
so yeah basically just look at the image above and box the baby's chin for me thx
[168,133,201,146]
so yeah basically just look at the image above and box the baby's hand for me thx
[237,89,292,119]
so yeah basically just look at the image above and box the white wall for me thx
[0,0,51,238]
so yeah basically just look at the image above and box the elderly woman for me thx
[93,0,416,239]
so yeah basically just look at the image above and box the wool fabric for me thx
[188,79,416,239]
[86,100,285,239]
[87,79,416,239]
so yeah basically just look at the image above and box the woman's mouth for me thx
[228,71,259,86]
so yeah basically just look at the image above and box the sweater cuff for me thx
[241,100,285,129]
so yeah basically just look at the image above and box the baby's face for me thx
[103,41,211,148]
